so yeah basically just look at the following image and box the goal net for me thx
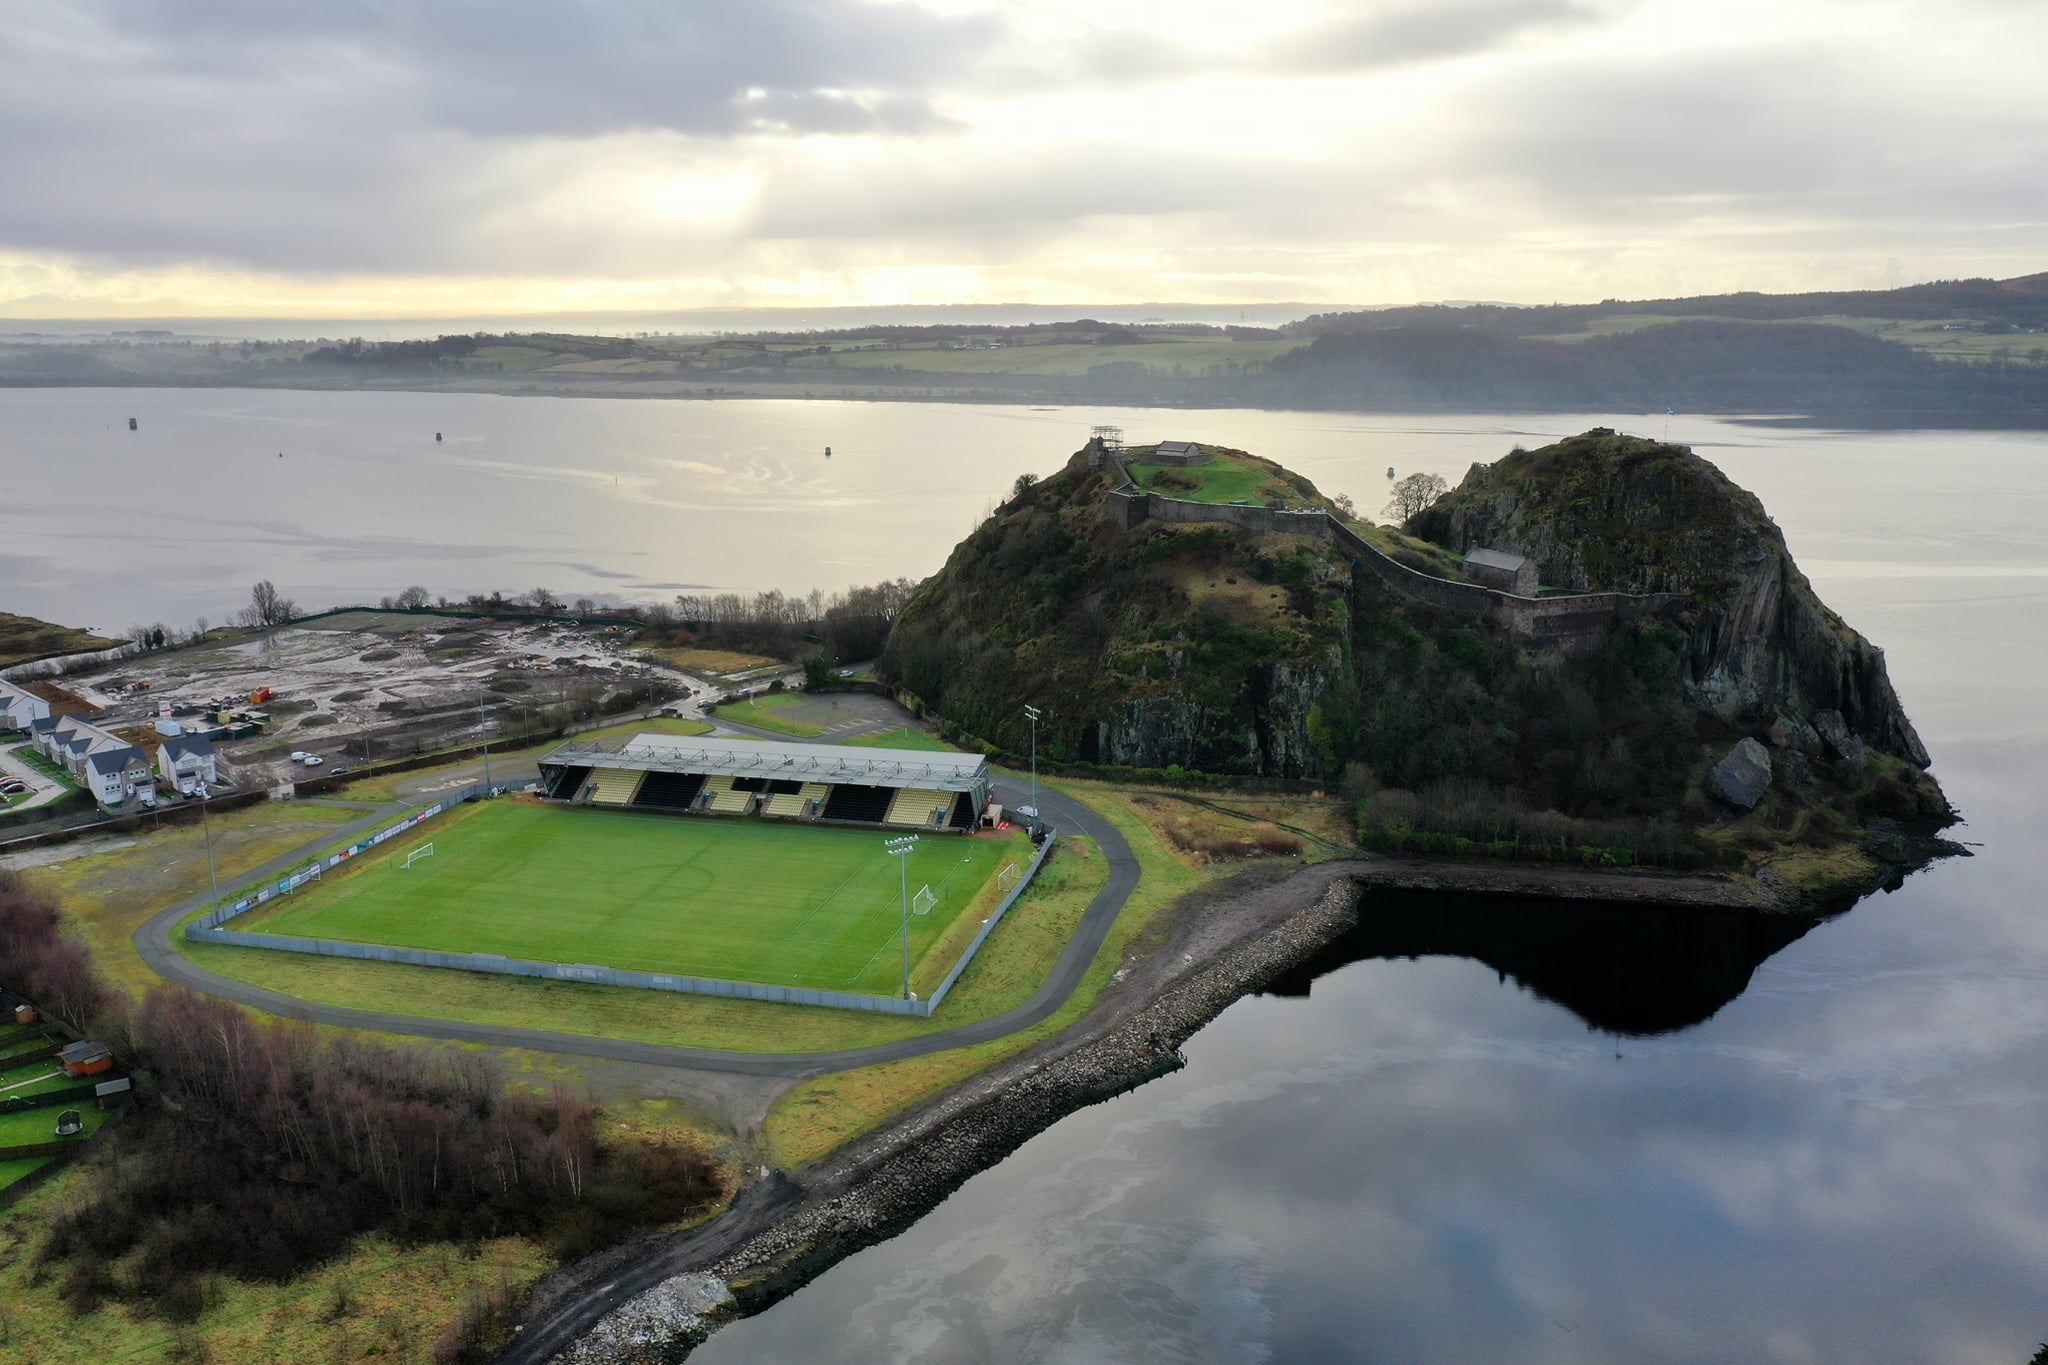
[996,862,1022,893]
[403,842,435,869]
[911,884,937,917]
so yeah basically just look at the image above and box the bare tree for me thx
[395,585,431,610]
[1383,472,1448,523]
[530,587,561,614]
[246,579,298,627]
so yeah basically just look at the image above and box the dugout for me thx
[538,734,991,833]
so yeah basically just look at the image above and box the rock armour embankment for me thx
[548,872,1365,1364]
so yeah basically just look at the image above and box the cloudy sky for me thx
[3,0,2042,318]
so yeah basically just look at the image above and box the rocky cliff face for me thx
[881,445,1354,778]
[1409,430,1930,767]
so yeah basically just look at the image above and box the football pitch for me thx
[242,801,1032,996]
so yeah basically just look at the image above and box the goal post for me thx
[996,862,1021,893]
[403,842,435,869]
[911,884,936,917]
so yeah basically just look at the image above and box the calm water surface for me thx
[5,390,2047,1359]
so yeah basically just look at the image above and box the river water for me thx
[7,390,2048,1359]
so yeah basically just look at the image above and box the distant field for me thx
[236,801,1031,996]
[647,645,782,675]
[1526,312,2048,364]
[795,336,1304,376]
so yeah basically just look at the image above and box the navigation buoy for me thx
[436,432,443,442]
[1386,466,1395,479]
[128,417,137,431]
[825,445,832,458]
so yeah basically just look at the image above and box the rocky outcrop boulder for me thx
[1410,431,1931,768]
[1810,709,1869,768]
[1709,737,1774,810]
[1768,710,1822,754]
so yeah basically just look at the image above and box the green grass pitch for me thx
[240,801,1031,997]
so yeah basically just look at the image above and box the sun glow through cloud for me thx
[0,0,2040,318]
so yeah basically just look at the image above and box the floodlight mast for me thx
[477,684,493,794]
[1022,704,1042,818]
[199,783,219,909]
[886,835,920,999]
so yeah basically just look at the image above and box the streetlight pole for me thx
[886,835,919,999]
[1022,703,1042,818]
[477,683,493,794]
[199,784,220,912]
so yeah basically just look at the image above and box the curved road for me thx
[133,738,1140,1080]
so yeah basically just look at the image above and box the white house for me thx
[0,678,51,731]
[158,733,218,788]
[81,745,153,806]
[31,713,155,807]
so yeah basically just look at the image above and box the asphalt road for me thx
[132,736,1140,1081]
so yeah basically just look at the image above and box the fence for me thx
[187,807,1062,1017]
[188,785,485,931]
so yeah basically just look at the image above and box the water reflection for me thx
[700,742,2048,1364]
[1265,890,1827,1036]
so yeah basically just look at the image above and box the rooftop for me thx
[542,733,989,793]
[1464,547,1534,573]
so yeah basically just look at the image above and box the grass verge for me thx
[8,800,374,996]
[842,728,954,752]
[763,776,1219,1167]
[710,693,823,737]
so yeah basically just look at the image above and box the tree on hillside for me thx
[1384,472,1448,523]
[244,579,298,628]
[395,585,431,609]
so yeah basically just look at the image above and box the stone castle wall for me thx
[1108,473,1677,656]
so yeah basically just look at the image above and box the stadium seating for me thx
[884,787,950,828]
[821,783,894,824]
[635,770,705,809]
[949,792,978,830]
[586,768,645,805]
[547,765,592,800]
[710,786,753,814]
[764,780,829,818]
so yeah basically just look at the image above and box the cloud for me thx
[1259,0,1603,75]
[2,0,2045,309]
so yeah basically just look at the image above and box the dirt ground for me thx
[45,613,720,795]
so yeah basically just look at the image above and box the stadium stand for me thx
[586,768,645,806]
[885,787,950,829]
[539,734,991,834]
[764,780,828,819]
[546,764,593,800]
[635,770,705,809]
[822,783,894,824]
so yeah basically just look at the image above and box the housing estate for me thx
[30,713,154,807]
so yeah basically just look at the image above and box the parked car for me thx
[0,779,28,795]
[331,766,351,775]
[302,755,324,767]
[289,750,312,761]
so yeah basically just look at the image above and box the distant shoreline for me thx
[2,375,2039,431]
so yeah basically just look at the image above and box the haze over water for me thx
[6,388,2048,1358]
